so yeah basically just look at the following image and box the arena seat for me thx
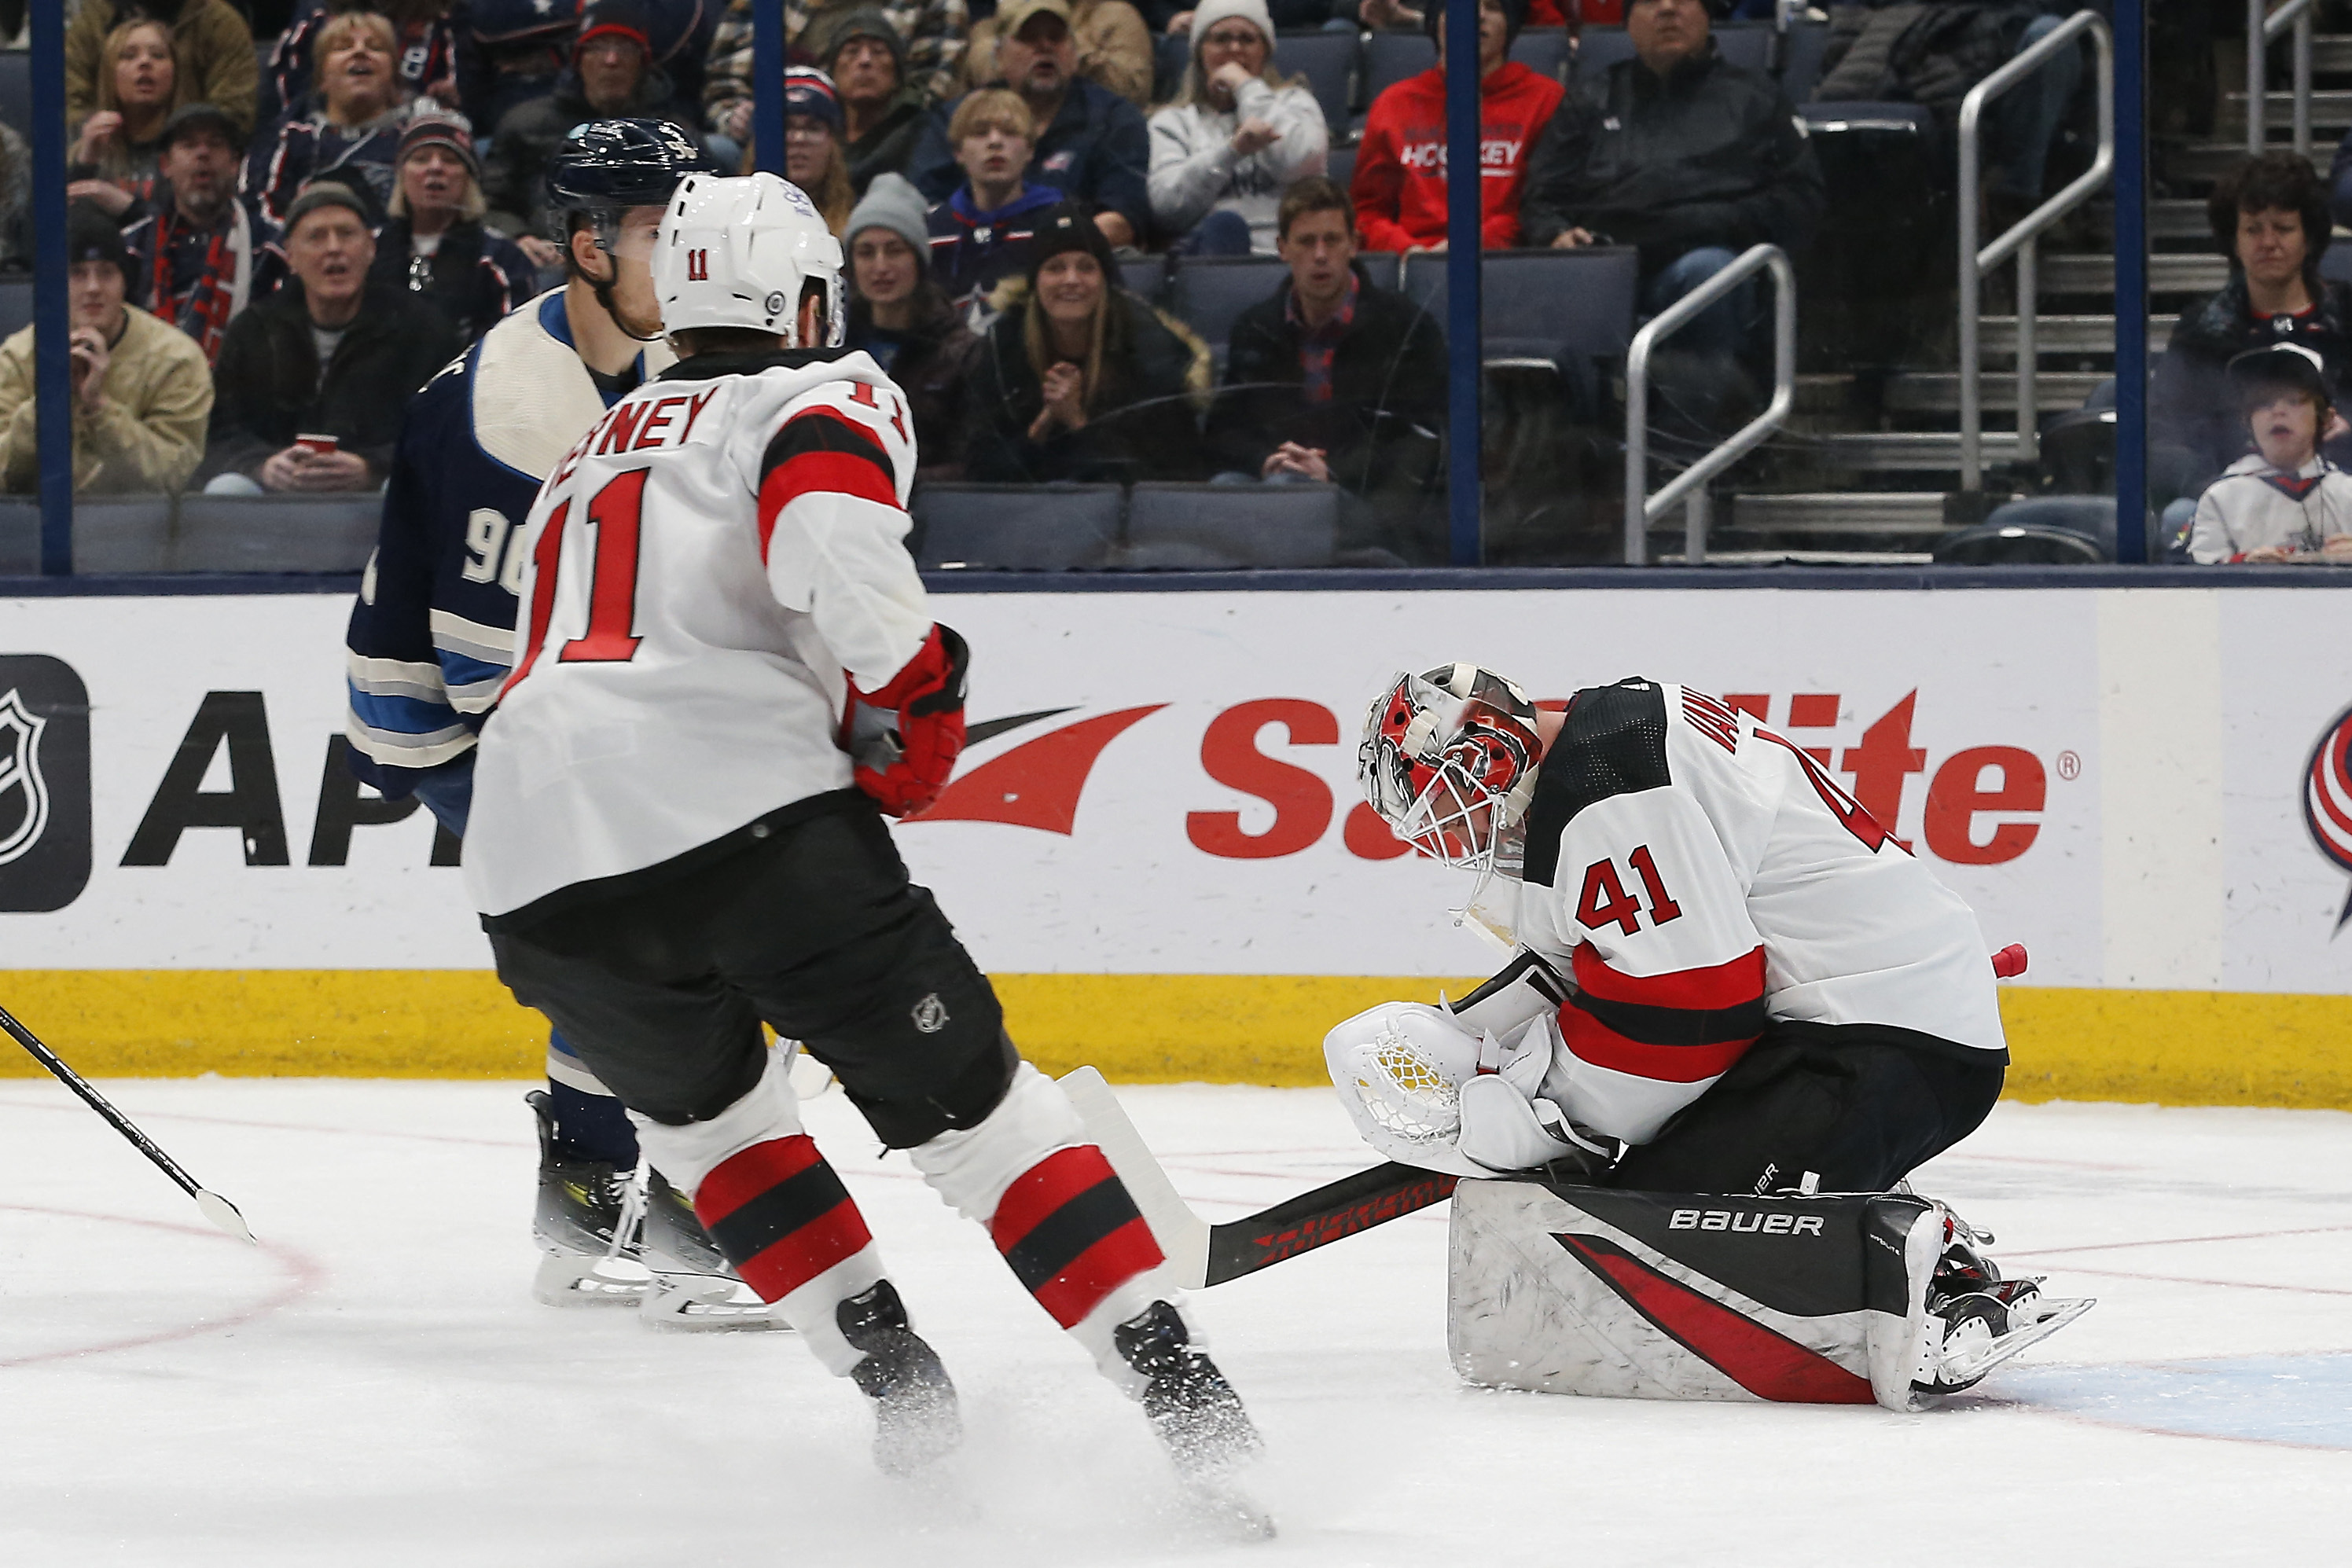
[171,494,380,571]
[1275,30,1359,139]
[0,495,178,574]
[1119,254,1169,303]
[1778,19,1832,103]
[1170,255,1291,365]
[1512,27,1571,83]
[1403,247,1639,415]
[1357,250,1399,292]
[2321,245,2352,288]
[0,277,31,338]
[0,50,28,138]
[1795,102,1944,369]
[910,483,1121,570]
[1154,31,1192,102]
[1325,140,1356,192]
[1362,31,1431,103]
[1932,505,2115,565]
[1122,480,1339,567]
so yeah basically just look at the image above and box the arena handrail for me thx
[2249,0,2317,159]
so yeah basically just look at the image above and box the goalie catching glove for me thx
[847,624,969,818]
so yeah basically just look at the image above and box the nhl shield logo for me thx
[911,993,950,1034]
[0,687,49,865]
[2304,702,2352,931]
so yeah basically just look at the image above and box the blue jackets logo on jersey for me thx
[0,656,93,912]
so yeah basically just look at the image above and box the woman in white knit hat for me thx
[1145,0,1326,255]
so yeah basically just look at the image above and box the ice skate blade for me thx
[638,1273,792,1332]
[1939,1294,2096,1386]
[532,1251,653,1307]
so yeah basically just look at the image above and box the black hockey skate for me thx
[1113,1301,1273,1540]
[528,1090,647,1306]
[1913,1206,2094,1397]
[839,1281,961,1476]
[636,1170,789,1332]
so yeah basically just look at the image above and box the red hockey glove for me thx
[847,624,968,818]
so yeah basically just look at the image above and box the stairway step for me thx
[2221,89,2352,130]
[1886,370,2108,413]
[2168,141,2287,185]
[2147,200,2211,241]
[1727,493,1950,534]
[2040,252,2228,296]
[1808,431,2021,472]
[2313,35,2352,74]
[1977,314,2177,355]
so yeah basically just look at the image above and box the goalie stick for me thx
[0,1001,256,1243]
[1061,1067,1453,1289]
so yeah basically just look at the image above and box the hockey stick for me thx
[0,1002,255,1243]
[1061,1067,1455,1289]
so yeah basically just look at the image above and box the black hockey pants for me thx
[487,791,1018,1148]
[1608,1021,2006,1197]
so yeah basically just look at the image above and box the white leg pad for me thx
[906,1063,1086,1222]
[628,1051,807,1195]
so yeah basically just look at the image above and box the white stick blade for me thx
[1059,1066,1211,1289]
[195,1188,256,1245]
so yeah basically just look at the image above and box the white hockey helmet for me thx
[653,171,846,347]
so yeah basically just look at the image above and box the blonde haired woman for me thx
[68,17,185,218]
[369,114,538,343]
[769,68,855,237]
[66,0,258,138]
[1146,0,1325,255]
[243,10,414,230]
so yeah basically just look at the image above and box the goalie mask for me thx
[1358,664,1543,876]
[654,172,847,347]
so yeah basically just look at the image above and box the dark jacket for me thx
[845,86,932,196]
[964,291,1210,483]
[203,281,464,483]
[906,80,1152,240]
[926,184,1066,310]
[1519,42,1825,274]
[482,67,703,237]
[846,292,979,483]
[1207,268,1447,499]
[366,216,542,344]
[2150,274,2352,502]
[1815,2,2038,129]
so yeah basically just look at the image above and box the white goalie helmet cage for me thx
[1358,664,1544,877]
[654,172,846,347]
[1322,1002,1492,1179]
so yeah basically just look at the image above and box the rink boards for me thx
[1,584,2348,1104]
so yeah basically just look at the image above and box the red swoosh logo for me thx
[910,705,1167,834]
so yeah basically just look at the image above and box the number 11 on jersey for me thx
[505,467,652,694]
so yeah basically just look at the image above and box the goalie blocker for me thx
[1448,1179,2089,1412]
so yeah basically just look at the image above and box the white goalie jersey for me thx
[1331,678,2005,1177]
[463,350,926,925]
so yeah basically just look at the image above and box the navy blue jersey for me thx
[344,290,668,802]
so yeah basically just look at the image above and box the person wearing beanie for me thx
[119,103,264,367]
[369,112,539,343]
[818,9,932,196]
[203,179,461,493]
[0,202,215,495]
[961,0,1153,110]
[703,0,971,149]
[758,67,857,235]
[1146,0,1327,255]
[924,89,1068,317]
[965,201,1211,484]
[483,0,704,243]
[844,173,980,480]
[1351,0,1559,252]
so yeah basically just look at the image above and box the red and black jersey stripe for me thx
[694,1135,874,1304]
[754,409,898,560]
[1557,942,1767,1082]
[989,1146,1163,1328]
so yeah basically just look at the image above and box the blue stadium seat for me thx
[1576,23,1773,79]
[1274,30,1358,139]
[910,483,1121,570]
[2322,245,2352,288]
[172,494,381,571]
[1119,254,1169,303]
[0,51,28,138]
[1779,20,1832,104]
[1934,503,2115,566]
[1358,250,1398,293]
[0,497,38,573]
[1403,247,1640,416]
[0,277,31,339]
[1170,255,1291,364]
[1512,28,1571,83]
[1154,31,1192,102]
[1363,31,1433,103]
[0,495,178,574]
[1325,140,1357,193]
[1122,480,1338,567]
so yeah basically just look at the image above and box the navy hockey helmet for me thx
[1359,664,1543,872]
[544,118,720,221]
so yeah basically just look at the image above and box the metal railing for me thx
[2248,0,2317,159]
[1957,9,2114,489]
[1623,244,1796,564]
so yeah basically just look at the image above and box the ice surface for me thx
[2,1082,2348,1566]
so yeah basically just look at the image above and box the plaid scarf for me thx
[1287,274,1358,404]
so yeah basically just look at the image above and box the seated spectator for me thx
[1520,0,1821,358]
[1352,0,1562,253]
[926,90,1064,314]
[769,68,855,235]
[962,0,1153,109]
[908,0,1152,250]
[965,204,1211,483]
[704,0,969,154]
[202,182,461,494]
[243,10,415,231]
[1140,0,1385,36]
[1148,0,1327,255]
[2154,153,2352,519]
[266,0,459,123]
[0,124,28,270]
[121,104,269,365]
[1204,177,1446,560]
[2188,346,2352,565]
[0,205,213,495]
[68,15,186,218]
[368,113,538,342]
[454,0,579,134]
[484,0,704,254]
[68,0,257,140]
[844,174,977,480]
[814,9,932,196]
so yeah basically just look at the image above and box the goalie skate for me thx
[1915,1279,2095,1396]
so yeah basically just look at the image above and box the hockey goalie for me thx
[1329,665,2091,1412]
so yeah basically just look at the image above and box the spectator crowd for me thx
[3,0,2308,569]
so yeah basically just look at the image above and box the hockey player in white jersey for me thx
[463,174,1263,1503]
[1325,664,2086,1394]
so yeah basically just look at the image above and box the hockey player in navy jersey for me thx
[461,174,1265,1506]
[340,120,780,1325]
[1327,664,2086,1394]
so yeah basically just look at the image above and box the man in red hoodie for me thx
[1351,0,1563,254]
